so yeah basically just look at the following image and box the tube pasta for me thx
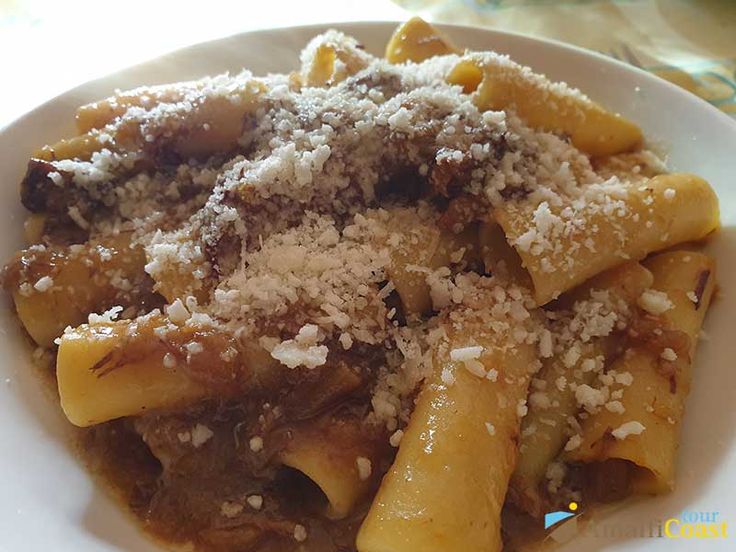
[56,314,246,426]
[387,219,477,316]
[495,173,719,305]
[76,82,200,133]
[478,220,531,287]
[145,230,212,304]
[357,301,538,552]
[278,415,383,519]
[57,321,206,426]
[110,80,265,159]
[32,79,265,166]
[566,251,716,494]
[168,88,265,159]
[8,232,150,347]
[35,131,108,162]
[447,54,642,157]
[300,32,375,87]
[509,261,653,515]
[21,79,265,220]
[385,17,460,64]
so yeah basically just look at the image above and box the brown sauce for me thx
[79,407,381,551]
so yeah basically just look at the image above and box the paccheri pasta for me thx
[1,18,720,552]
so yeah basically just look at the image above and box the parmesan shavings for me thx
[611,421,646,440]
[638,289,674,315]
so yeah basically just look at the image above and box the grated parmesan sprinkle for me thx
[246,495,263,510]
[293,524,307,542]
[611,421,646,440]
[389,429,404,447]
[356,456,372,480]
[190,424,214,448]
[661,347,678,361]
[638,289,674,315]
[249,436,264,452]
[33,276,54,292]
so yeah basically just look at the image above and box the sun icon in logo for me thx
[544,501,580,529]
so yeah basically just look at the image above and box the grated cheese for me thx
[249,436,264,452]
[611,421,646,440]
[246,495,263,510]
[33,276,54,292]
[389,429,404,447]
[11,32,682,520]
[356,456,372,480]
[564,434,583,451]
[293,524,307,542]
[190,424,214,448]
[660,347,678,361]
[449,346,484,362]
[638,289,674,315]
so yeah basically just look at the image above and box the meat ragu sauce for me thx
[56,272,696,552]
[2,250,392,551]
[82,396,386,551]
[71,321,392,551]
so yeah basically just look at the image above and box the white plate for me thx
[0,22,734,552]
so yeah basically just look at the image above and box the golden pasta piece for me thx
[385,17,460,64]
[34,79,265,166]
[555,259,654,309]
[7,232,151,347]
[278,415,382,519]
[447,55,642,156]
[145,233,212,304]
[77,101,130,134]
[566,251,716,494]
[56,323,206,427]
[478,220,531,287]
[304,44,342,87]
[301,33,375,87]
[357,299,538,552]
[510,261,653,516]
[496,173,719,305]
[106,81,266,159]
[57,320,207,427]
[76,82,198,133]
[57,314,245,426]
[172,89,264,158]
[387,215,477,316]
[34,131,107,162]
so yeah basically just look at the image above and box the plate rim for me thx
[2,20,735,138]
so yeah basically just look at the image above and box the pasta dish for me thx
[1,18,720,552]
